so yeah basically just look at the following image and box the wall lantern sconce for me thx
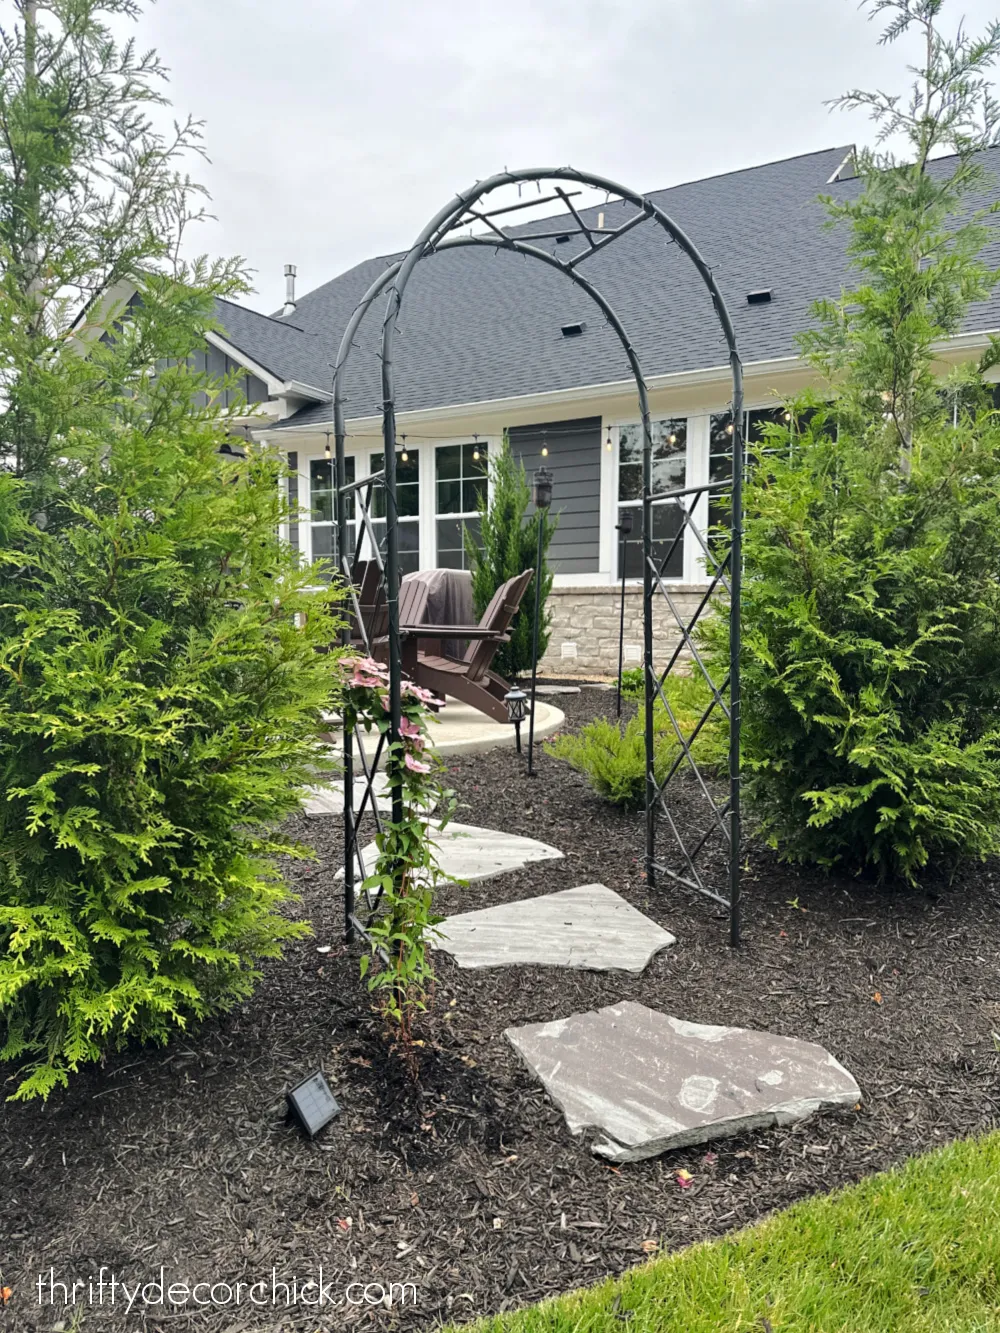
[532,467,554,512]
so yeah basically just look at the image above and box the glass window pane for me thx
[436,444,461,480]
[437,479,461,514]
[616,504,684,578]
[618,418,686,502]
[462,477,486,513]
[618,423,643,466]
[398,482,420,518]
[469,442,489,475]
[311,459,332,491]
[436,517,463,552]
[463,515,482,550]
[312,524,333,557]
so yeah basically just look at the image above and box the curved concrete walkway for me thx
[426,697,564,757]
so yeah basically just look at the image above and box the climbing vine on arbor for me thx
[340,657,456,1059]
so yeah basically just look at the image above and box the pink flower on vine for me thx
[400,716,422,739]
[402,683,438,706]
[404,752,431,773]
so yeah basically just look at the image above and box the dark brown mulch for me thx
[2,686,1000,1331]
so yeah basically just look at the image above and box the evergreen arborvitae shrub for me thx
[0,325,343,1099]
[465,436,557,679]
[722,0,1000,884]
[734,403,1000,881]
[0,0,345,1099]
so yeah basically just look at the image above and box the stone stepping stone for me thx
[339,822,563,884]
[506,1000,861,1164]
[302,774,392,818]
[436,884,674,972]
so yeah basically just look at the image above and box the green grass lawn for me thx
[457,1132,1000,1333]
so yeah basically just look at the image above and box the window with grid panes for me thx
[309,455,355,578]
[370,449,421,576]
[617,418,687,578]
[436,441,489,569]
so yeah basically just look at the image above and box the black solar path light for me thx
[504,686,529,753]
[286,1071,341,1138]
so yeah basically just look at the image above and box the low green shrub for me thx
[547,675,727,810]
[619,666,644,698]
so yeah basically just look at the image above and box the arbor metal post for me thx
[616,510,633,719]
[728,370,745,948]
[335,427,355,944]
[527,466,553,777]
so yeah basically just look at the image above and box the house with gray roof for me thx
[211,145,1000,674]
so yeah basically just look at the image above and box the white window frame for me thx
[432,436,497,570]
[607,412,708,585]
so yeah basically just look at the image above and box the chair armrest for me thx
[400,624,504,640]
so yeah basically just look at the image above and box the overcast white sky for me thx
[140,0,1000,314]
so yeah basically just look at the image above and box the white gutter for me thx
[254,327,1000,443]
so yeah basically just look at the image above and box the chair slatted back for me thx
[463,568,534,681]
[399,579,430,628]
[351,559,386,645]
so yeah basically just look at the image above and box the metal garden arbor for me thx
[331,168,745,947]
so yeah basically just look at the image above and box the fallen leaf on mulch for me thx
[1,1287,12,1306]
[640,1239,658,1253]
[675,1169,694,1189]
[873,991,883,1004]
[337,1217,352,1232]
[702,1151,718,1166]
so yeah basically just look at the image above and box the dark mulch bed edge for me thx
[2,687,999,1330]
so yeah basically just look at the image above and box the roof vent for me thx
[282,263,297,316]
[746,288,772,306]
[561,320,587,338]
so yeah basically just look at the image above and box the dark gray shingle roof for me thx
[214,145,1000,430]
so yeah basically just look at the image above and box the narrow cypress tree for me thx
[464,434,558,679]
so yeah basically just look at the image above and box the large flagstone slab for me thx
[302,773,393,817]
[436,884,674,972]
[338,822,563,884]
[506,1000,861,1163]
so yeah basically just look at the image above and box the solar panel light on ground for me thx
[286,1071,341,1138]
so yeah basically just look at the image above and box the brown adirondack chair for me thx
[348,559,429,653]
[405,568,535,723]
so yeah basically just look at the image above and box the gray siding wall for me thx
[194,346,269,408]
[286,450,299,551]
[507,417,601,575]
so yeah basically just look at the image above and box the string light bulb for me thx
[606,425,613,452]
[472,433,480,461]
[324,433,331,460]
[668,433,677,445]
[400,434,408,463]
[541,433,549,458]
[726,422,734,436]
[783,410,792,422]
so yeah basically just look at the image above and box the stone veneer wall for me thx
[538,585,710,677]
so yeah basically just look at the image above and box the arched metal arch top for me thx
[332,166,746,948]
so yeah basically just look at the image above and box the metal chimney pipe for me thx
[282,263,297,315]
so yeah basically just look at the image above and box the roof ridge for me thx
[214,295,312,336]
[291,145,856,306]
